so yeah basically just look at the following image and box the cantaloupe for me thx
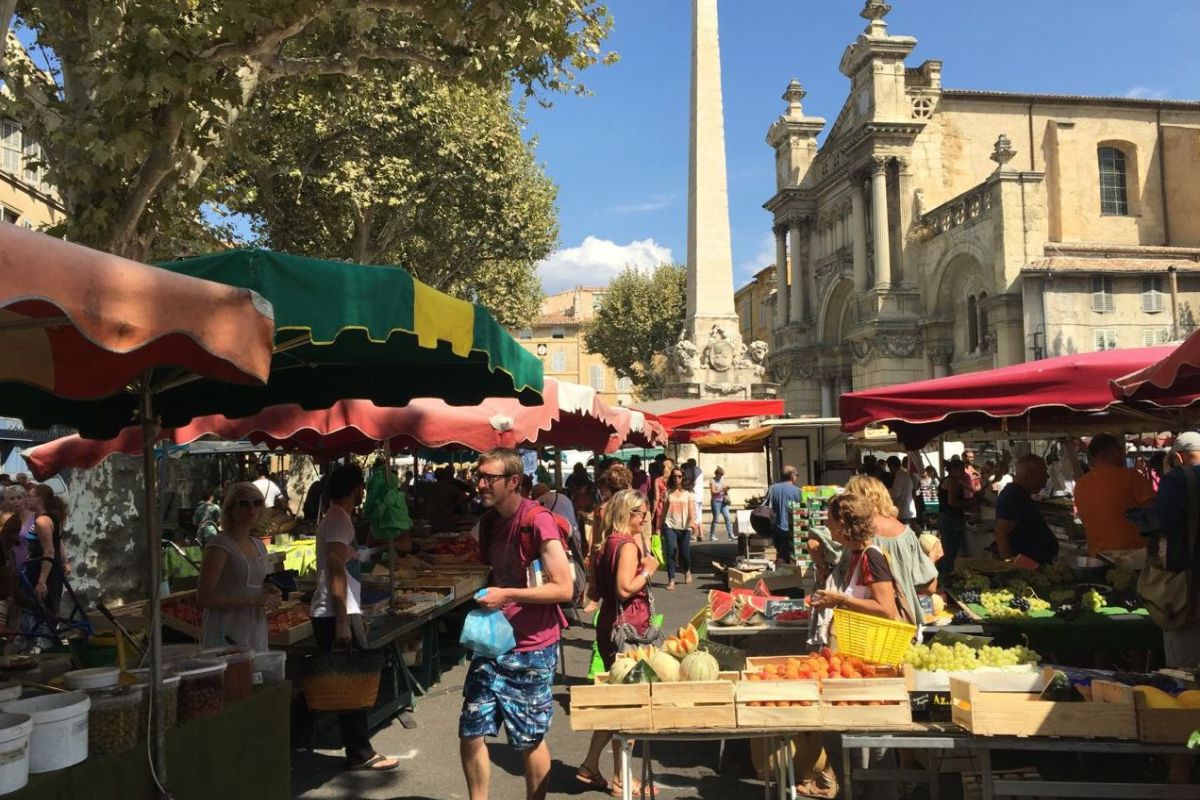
[680,651,720,682]
[646,651,681,682]
[608,657,638,684]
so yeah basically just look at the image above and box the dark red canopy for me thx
[1111,328,1200,404]
[634,399,784,435]
[840,346,1182,448]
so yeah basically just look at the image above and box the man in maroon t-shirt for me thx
[460,448,573,800]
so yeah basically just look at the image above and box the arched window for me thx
[977,292,990,352]
[967,295,979,353]
[1098,146,1129,216]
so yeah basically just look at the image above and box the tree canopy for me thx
[222,70,556,327]
[584,264,685,398]
[1,1,613,260]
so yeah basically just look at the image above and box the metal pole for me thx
[1169,265,1180,340]
[140,380,167,785]
[384,440,397,606]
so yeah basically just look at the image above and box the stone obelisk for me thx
[666,0,770,399]
[686,0,738,343]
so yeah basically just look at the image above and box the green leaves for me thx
[584,264,686,399]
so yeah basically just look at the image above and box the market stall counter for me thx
[4,682,290,800]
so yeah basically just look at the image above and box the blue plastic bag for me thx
[459,589,516,658]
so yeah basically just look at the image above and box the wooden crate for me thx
[820,678,913,729]
[160,590,202,640]
[949,675,1137,739]
[569,683,652,732]
[735,676,822,728]
[650,676,737,731]
[727,564,812,593]
[267,620,312,646]
[1108,682,1200,744]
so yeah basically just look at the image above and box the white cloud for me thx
[736,231,777,284]
[1125,86,1168,100]
[610,194,676,214]
[537,236,673,293]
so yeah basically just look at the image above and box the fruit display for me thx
[662,624,700,659]
[903,642,1040,671]
[162,594,202,629]
[425,534,481,563]
[178,671,224,722]
[747,649,881,682]
[679,652,721,682]
[707,590,738,626]
[267,604,310,635]
[1081,588,1105,613]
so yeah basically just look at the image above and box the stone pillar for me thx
[807,221,820,321]
[870,156,892,288]
[773,225,789,329]
[851,177,869,291]
[928,343,953,379]
[788,221,805,323]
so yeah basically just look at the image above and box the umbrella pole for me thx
[139,380,168,787]
[384,441,396,604]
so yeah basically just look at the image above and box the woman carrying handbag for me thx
[576,490,660,797]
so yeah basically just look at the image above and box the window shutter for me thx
[1142,290,1164,314]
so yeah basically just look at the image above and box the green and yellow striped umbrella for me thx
[154,249,542,421]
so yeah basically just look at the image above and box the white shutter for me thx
[1091,277,1114,313]
[1143,328,1170,347]
[1094,329,1117,351]
[1142,290,1164,313]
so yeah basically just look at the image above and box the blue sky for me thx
[529,0,1200,294]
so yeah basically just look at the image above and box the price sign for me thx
[766,599,808,618]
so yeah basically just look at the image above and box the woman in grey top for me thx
[197,482,281,652]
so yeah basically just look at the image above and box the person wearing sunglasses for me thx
[197,482,281,653]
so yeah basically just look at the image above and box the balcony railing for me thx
[918,183,994,241]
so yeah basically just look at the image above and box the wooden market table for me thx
[5,682,291,800]
[612,727,798,800]
[840,727,1196,799]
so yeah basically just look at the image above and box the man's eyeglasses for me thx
[234,498,265,509]
[476,472,514,486]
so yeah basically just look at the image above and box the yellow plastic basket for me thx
[830,609,917,666]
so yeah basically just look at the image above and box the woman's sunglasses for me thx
[234,498,265,509]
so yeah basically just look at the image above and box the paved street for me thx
[292,541,788,799]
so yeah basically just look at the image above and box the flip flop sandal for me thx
[609,778,658,797]
[575,767,608,790]
[346,753,400,772]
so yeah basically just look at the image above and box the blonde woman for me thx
[843,475,936,631]
[197,482,281,652]
[576,489,658,796]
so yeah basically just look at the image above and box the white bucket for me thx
[1,692,90,773]
[0,686,20,707]
[252,651,286,686]
[0,713,32,795]
[64,667,120,692]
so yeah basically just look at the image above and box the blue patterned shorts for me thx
[458,643,557,751]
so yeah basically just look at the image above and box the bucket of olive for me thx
[173,658,227,723]
[127,669,180,737]
[87,685,143,756]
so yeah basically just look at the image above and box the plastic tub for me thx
[1,692,90,773]
[252,652,286,686]
[0,684,21,706]
[200,647,254,702]
[141,643,198,669]
[174,659,225,722]
[0,713,32,795]
[126,670,180,736]
[64,667,120,692]
[86,686,141,756]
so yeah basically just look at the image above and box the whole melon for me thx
[680,651,720,682]
[608,657,637,684]
[647,651,681,682]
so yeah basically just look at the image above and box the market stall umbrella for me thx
[840,346,1181,449]
[609,408,666,451]
[692,425,774,454]
[633,398,785,434]
[0,225,275,784]
[1111,327,1200,405]
[26,379,634,477]
[154,249,543,419]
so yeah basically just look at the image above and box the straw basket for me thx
[302,650,384,712]
[831,609,916,666]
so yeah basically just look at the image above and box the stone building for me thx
[761,1,1200,416]
[0,114,63,229]
[735,265,777,351]
[515,287,635,406]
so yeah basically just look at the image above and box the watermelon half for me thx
[736,594,768,626]
[708,590,738,626]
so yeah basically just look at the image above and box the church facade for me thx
[762,1,1200,416]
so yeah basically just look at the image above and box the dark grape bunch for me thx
[951,610,974,625]
[1055,603,1077,618]
[1008,596,1032,612]
[958,590,981,605]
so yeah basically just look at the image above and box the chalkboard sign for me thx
[766,599,809,618]
[698,639,748,672]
